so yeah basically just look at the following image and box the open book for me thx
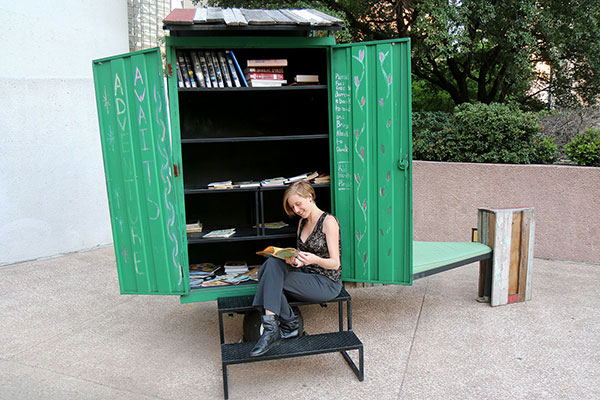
[256,246,298,260]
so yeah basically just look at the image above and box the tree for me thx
[207,0,600,108]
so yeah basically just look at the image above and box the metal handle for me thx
[397,155,409,171]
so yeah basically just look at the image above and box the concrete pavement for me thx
[1,246,598,399]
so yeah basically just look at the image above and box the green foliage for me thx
[412,103,560,164]
[412,80,454,112]
[564,129,600,166]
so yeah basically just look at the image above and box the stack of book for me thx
[203,228,236,238]
[284,171,319,184]
[186,221,203,234]
[312,173,331,184]
[244,59,288,87]
[189,263,221,289]
[175,50,246,88]
[208,180,234,189]
[260,177,287,187]
[224,260,249,275]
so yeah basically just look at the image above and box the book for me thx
[235,180,261,188]
[177,51,191,88]
[260,177,286,187]
[247,59,288,67]
[197,51,212,88]
[205,51,218,88]
[285,171,318,184]
[247,72,284,80]
[208,180,233,187]
[183,53,197,88]
[229,50,247,87]
[217,51,233,88]
[209,51,225,88]
[225,51,242,88]
[294,74,320,84]
[175,62,184,88]
[254,221,289,229]
[248,79,287,87]
[190,52,206,88]
[256,246,298,260]
[203,228,236,238]
[186,221,203,233]
[245,67,285,74]
[224,260,248,274]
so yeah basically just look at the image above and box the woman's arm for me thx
[295,215,340,270]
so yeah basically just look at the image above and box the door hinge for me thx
[168,63,173,77]
[397,155,409,171]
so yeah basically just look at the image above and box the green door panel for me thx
[92,48,187,295]
[331,39,413,285]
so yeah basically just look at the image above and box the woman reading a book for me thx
[251,180,342,357]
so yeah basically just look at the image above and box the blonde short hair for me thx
[283,181,316,216]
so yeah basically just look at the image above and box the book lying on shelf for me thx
[254,221,289,229]
[186,221,203,233]
[247,72,284,80]
[247,59,288,68]
[235,180,261,188]
[294,74,320,84]
[247,79,288,87]
[261,177,287,187]
[224,260,248,275]
[285,171,319,184]
[245,67,285,73]
[256,246,298,260]
[208,180,234,189]
[203,228,236,238]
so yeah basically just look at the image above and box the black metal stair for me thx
[217,287,363,399]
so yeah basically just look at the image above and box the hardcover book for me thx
[197,51,213,88]
[217,51,233,88]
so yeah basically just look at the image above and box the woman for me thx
[250,180,343,357]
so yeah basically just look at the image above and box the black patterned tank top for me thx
[297,212,342,282]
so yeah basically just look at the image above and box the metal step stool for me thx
[217,287,364,399]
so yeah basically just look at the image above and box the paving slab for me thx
[1,248,598,400]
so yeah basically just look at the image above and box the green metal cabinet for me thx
[92,34,413,303]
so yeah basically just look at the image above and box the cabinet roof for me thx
[163,7,345,32]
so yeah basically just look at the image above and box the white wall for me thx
[0,2,129,265]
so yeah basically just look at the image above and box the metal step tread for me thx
[218,287,351,313]
[222,330,362,365]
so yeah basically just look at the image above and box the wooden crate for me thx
[478,208,535,306]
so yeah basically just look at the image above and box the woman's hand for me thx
[286,257,304,268]
[296,251,319,267]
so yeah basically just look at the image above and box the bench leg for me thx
[341,347,364,381]
[222,363,229,400]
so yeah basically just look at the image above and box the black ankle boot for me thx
[279,314,299,339]
[250,314,281,357]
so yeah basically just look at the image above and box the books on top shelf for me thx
[175,50,248,88]
[247,59,288,67]
[202,228,236,238]
[244,59,288,87]
[186,221,203,233]
[285,171,319,184]
[260,177,287,187]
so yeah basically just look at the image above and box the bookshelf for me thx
[174,45,332,290]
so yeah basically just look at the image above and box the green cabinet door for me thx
[331,39,413,285]
[92,48,187,295]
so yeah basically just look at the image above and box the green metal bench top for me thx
[413,241,492,278]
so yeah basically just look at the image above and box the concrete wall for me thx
[413,161,600,264]
[0,2,128,265]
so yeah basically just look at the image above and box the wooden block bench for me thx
[217,287,364,399]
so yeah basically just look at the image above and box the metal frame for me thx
[412,252,493,281]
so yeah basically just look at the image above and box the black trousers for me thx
[252,257,343,321]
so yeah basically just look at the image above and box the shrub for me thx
[564,128,600,166]
[449,102,540,163]
[531,135,561,164]
[412,111,453,161]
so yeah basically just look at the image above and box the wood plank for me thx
[264,9,296,24]
[525,210,535,301]
[230,8,248,26]
[242,9,275,25]
[193,8,208,23]
[491,210,511,306]
[279,9,310,25]
[163,9,196,25]
[477,209,490,297]
[509,211,522,294]
[292,9,331,26]
[222,8,239,25]
[519,209,535,301]
[206,7,225,23]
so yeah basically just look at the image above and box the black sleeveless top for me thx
[297,212,342,282]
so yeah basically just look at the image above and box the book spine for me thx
[197,51,212,88]
[229,50,247,87]
[247,73,284,80]
[247,59,288,67]
[183,53,197,88]
[209,51,225,88]
[204,51,218,88]
[217,51,233,88]
[225,51,242,88]
[175,61,184,88]
[177,51,191,88]
[190,51,206,88]
[245,67,285,73]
